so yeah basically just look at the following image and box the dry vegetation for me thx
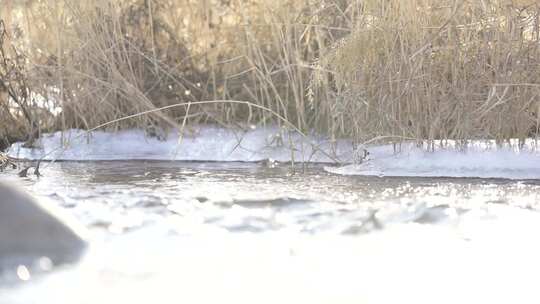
[0,18,39,150]
[0,151,16,171]
[316,0,540,146]
[1,0,540,150]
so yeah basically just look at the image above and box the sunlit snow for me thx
[8,126,540,179]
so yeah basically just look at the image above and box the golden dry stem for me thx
[315,0,540,145]
[1,0,540,149]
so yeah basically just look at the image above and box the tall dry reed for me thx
[2,0,540,149]
[315,0,540,147]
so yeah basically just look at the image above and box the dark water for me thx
[1,161,540,304]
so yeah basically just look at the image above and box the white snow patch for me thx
[325,141,540,180]
[8,127,540,179]
[7,126,352,163]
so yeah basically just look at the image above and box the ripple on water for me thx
[3,161,540,303]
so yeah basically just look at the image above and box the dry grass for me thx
[2,0,540,149]
[2,0,359,135]
[0,18,40,150]
[0,151,16,171]
[315,0,540,147]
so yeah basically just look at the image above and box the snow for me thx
[8,126,540,179]
[325,141,540,180]
[7,126,352,163]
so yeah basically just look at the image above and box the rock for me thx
[0,181,87,269]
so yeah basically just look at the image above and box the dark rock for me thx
[0,182,87,270]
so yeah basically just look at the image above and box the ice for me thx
[325,142,540,180]
[8,126,540,179]
[7,126,352,163]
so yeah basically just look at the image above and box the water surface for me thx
[1,161,540,304]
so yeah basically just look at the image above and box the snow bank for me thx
[7,126,352,163]
[325,141,540,180]
[8,126,540,179]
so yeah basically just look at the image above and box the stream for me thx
[1,161,540,303]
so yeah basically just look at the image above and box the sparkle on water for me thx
[15,265,30,282]
[1,161,540,304]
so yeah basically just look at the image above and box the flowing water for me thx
[2,161,540,303]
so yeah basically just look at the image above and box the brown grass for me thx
[0,18,41,150]
[2,0,540,150]
[315,0,540,147]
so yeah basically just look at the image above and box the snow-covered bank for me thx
[7,126,352,163]
[8,126,540,179]
[325,141,540,180]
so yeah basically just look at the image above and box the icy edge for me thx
[8,126,540,179]
[7,126,352,163]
